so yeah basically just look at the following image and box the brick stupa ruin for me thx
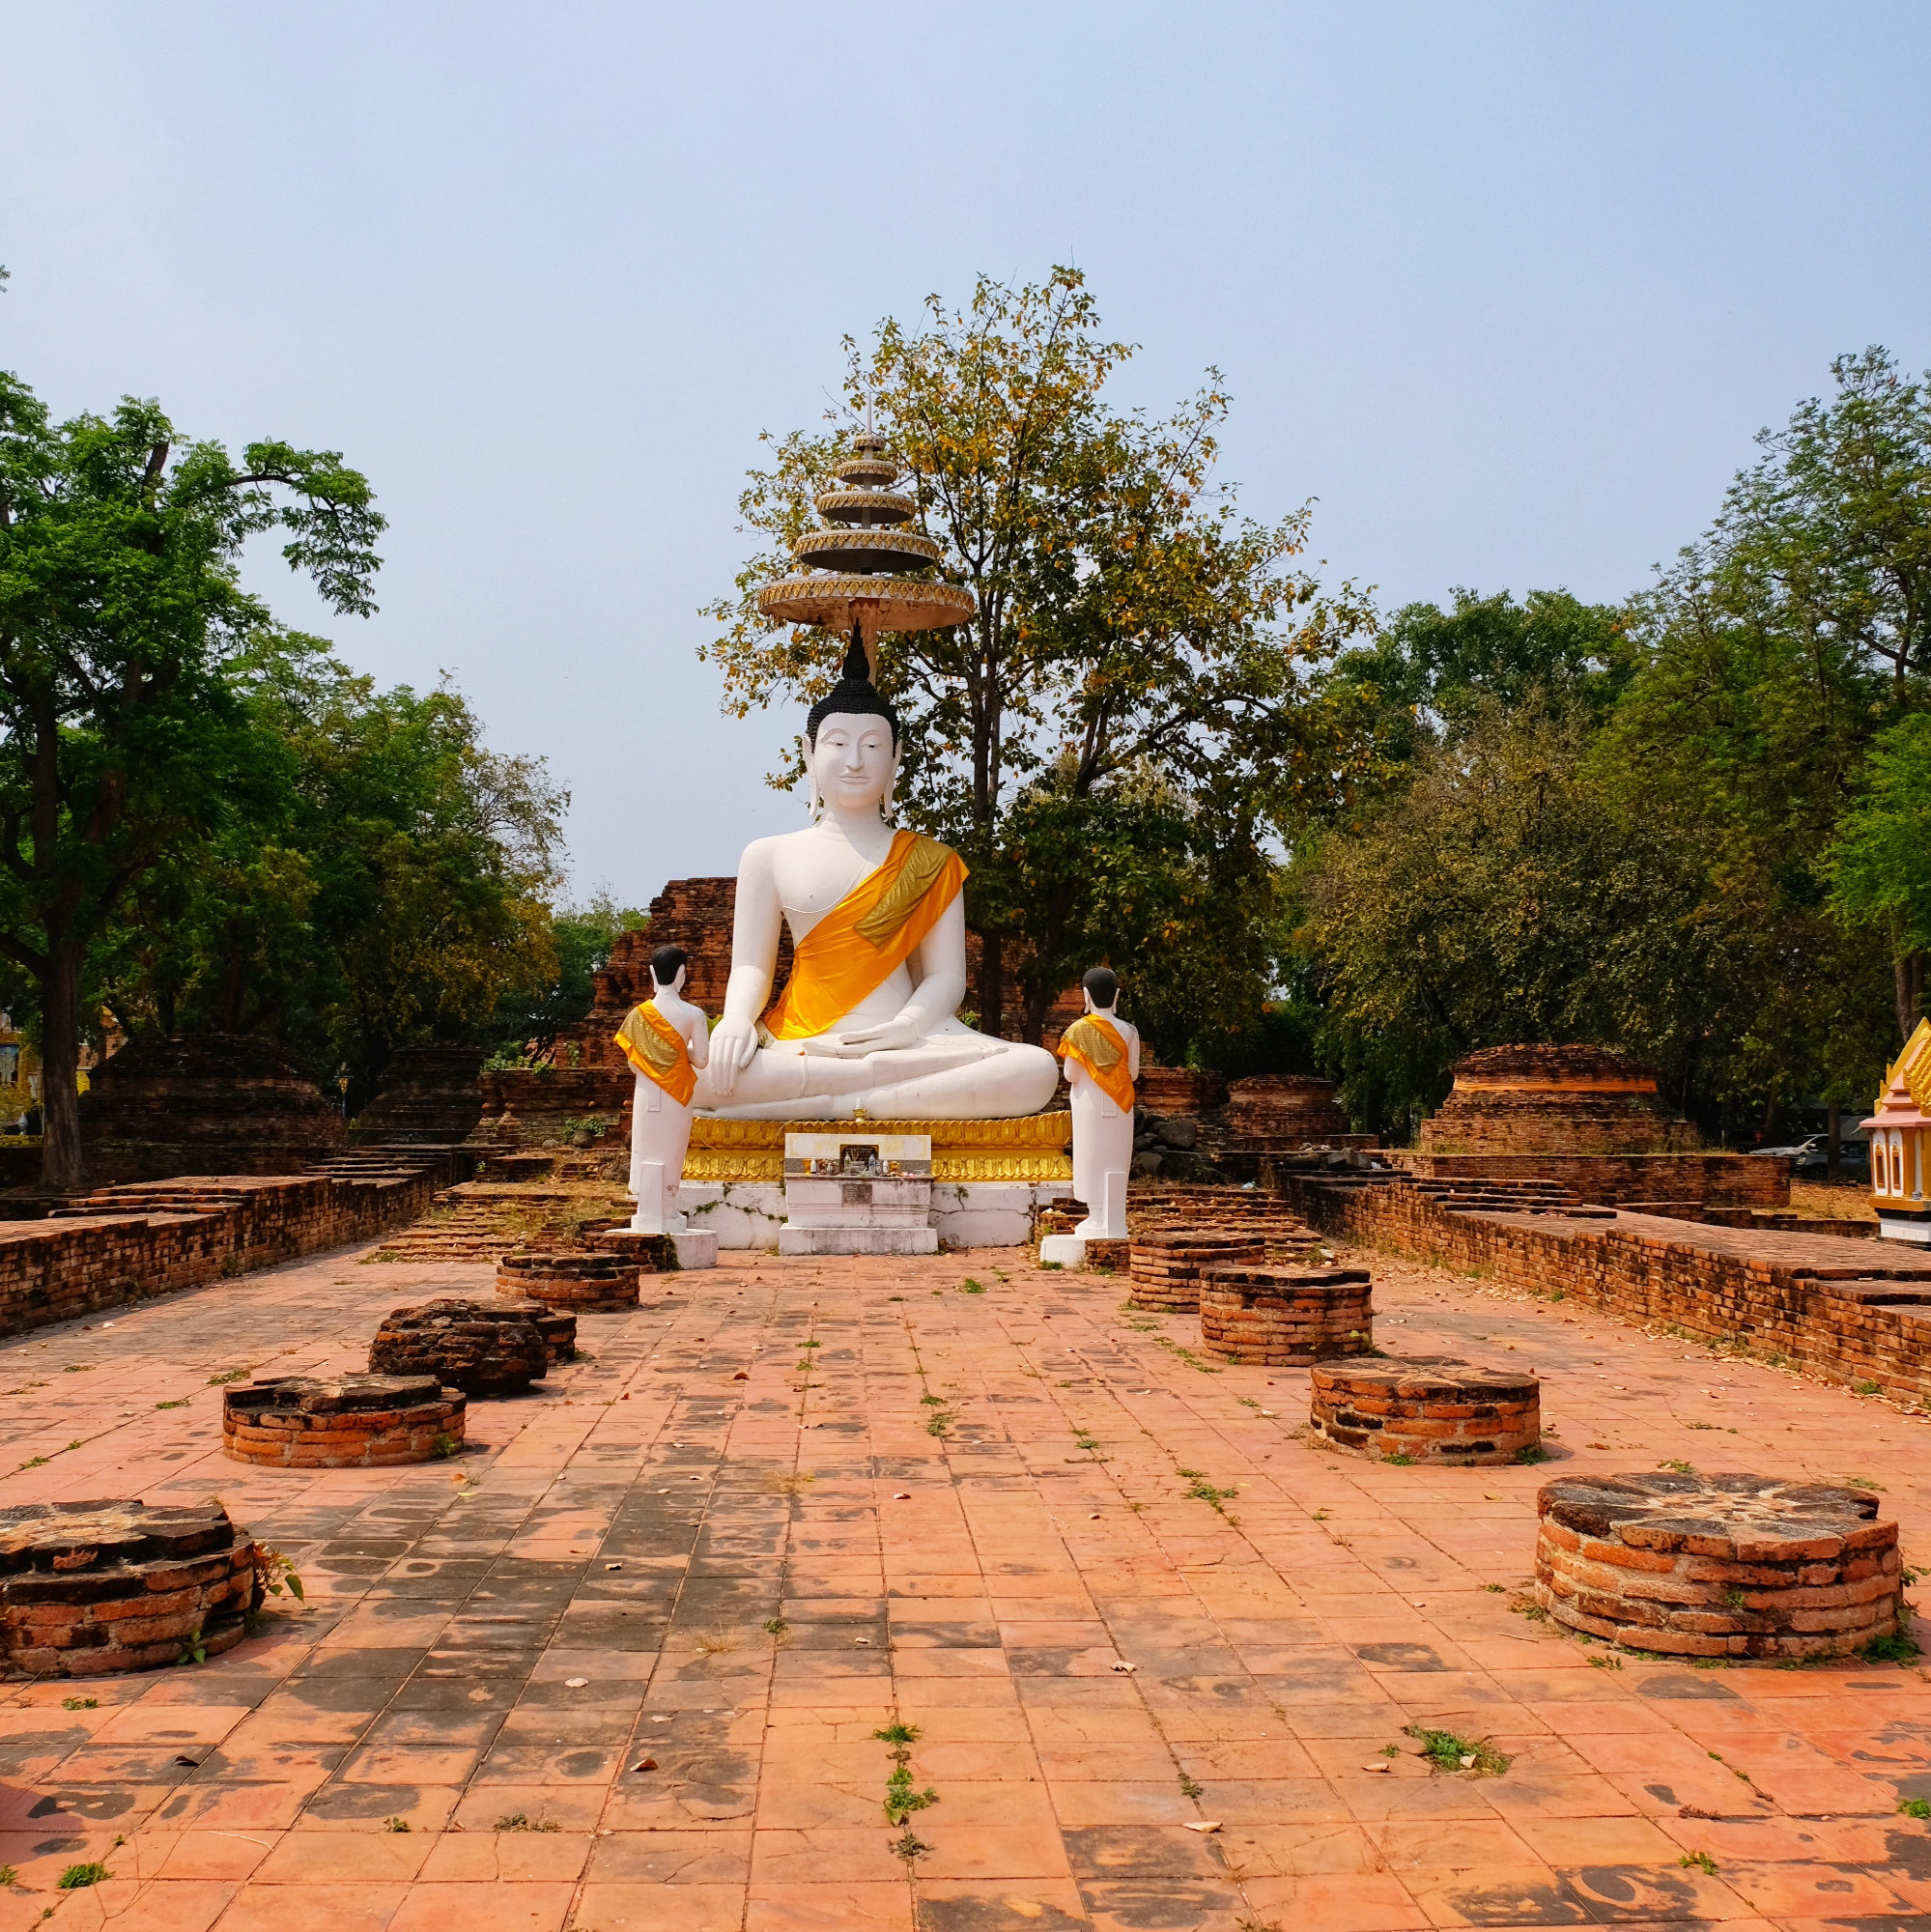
[1418,1044,1699,1156]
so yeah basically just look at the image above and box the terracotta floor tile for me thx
[7,1239,1931,1927]
[215,1880,410,1928]
[744,1879,916,1927]
[418,1828,592,1881]
[749,1826,908,1886]
[1238,1871,1431,1928]
[384,1878,578,1929]
[1074,1875,1247,1931]
[569,1882,747,1930]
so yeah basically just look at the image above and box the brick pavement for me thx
[0,1237,1928,1930]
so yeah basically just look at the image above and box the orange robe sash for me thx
[762,830,967,1042]
[1060,1013,1134,1113]
[614,1001,696,1105]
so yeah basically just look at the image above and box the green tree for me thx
[1589,350,1929,1112]
[1294,706,1723,1134]
[105,661,566,1100]
[702,268,1373,1039]
[491,888,650,1064]
[1325,586,1632,774]
[0,377,383,1186]
[1827,712,1931,1037]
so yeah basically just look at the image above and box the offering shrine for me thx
[1863,1016,1931,1244]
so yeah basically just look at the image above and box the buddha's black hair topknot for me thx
[806,632,899,747]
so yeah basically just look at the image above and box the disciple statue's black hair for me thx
[651,944,689,987]
[806,633,900,748]
[1083,966,1119,1008]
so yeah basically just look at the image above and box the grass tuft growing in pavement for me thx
[58,1863,110,1889]
[1177,1468,1238,1517]
[875,1719,937,1857]
[494,1813,557,1832]
[1404,1725,1510,1776]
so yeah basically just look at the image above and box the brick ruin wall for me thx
[0,1160,460,1344]
[1280,1174,1931,1406]
[1388,1151,1789,1210]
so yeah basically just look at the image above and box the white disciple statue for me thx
[1057,966,1139,1240]
[613,944,710,1233]
[696,638,1058,1122]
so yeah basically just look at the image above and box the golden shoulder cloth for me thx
[1060,1014,1134,1113]
[613,1001,696,1105]
[762,830,967,1042]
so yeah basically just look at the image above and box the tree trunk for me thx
[1896,951,1928,1042]
[1022,971,1053,1047]
[976,930,1007,1041]
[39,938,86,1193]
[1826,1104,1840,1179]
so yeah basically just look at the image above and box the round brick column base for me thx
[368,1298,550,1395]
[1310,1356,1540,1463]
[494,1299,578,1367]
[0,1500,263,1679]
[1127,1230,1265,1312]
[590,1230,672,1270]
[223,1374,466,1467]
[1197,1265,1374,1365]
[497,1252,640,1312]
[1534,1472,1904,1660]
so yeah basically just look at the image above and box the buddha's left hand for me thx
[822,1014,925,1057]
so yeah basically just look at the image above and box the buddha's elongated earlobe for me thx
[804,737,822,820]
[882,754,899,823]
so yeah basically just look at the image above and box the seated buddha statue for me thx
[697,640,1059,1122]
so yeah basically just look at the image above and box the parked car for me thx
[1750,1133,1870,1176]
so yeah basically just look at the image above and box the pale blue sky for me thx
[3,2,1927,900]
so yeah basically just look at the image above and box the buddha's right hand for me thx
[707,1015,760,1094]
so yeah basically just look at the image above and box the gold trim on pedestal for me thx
[682,1114,1072,1183]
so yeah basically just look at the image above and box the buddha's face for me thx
[807,713,897,815]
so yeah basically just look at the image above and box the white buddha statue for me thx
[697,640,1059,1122]
[1058,966,1139,1239]
[612,943,709,1232]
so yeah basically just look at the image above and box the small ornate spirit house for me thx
[1862,1018,1931,1244]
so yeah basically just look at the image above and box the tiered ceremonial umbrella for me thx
[757,432,975,670]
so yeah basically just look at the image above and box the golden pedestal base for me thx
[684,1113,1072,1184]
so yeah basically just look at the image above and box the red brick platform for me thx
[0,1499,260,1678]
[366,1298,550,1396]
[4,1239,1931,1927]
[1535,1470,1903,1659]
[495,1297,577,1366]
[221,1373,465,1467]
[495,1250,640,1312]
[1198,1262,1375,1363]
[1126,1228,1264,1311]
[1310,1354,1542,1463]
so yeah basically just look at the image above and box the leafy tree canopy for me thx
[0,374,383,1185]
[703,267,1373,1046]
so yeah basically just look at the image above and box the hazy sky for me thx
[4,3,1927,902]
